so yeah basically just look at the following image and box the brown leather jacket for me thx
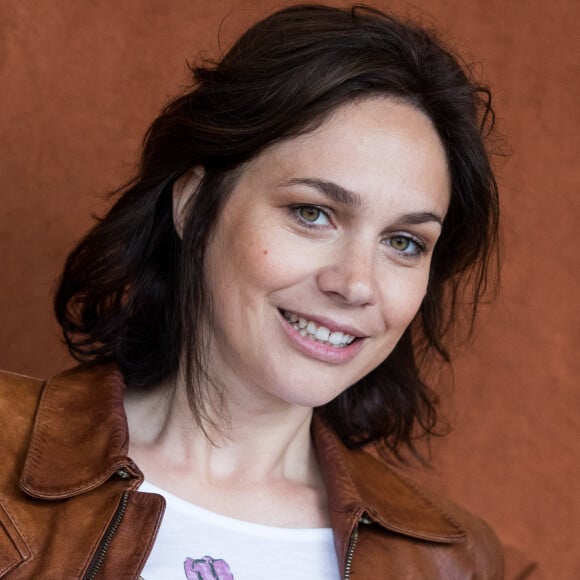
[0,365,503,579]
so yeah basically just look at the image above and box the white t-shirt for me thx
[139,481,341,580]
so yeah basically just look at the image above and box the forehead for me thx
[238,97,450,214]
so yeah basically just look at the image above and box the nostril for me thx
[316,253,377,307]
[318,272,376,307]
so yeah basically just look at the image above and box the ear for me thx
[172,166,205,239]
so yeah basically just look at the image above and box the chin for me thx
[271,376,353,409]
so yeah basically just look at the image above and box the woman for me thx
[0,4,502,579]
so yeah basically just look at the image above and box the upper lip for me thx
[279,308,367,338]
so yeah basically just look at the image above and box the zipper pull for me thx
[116,468,131,480]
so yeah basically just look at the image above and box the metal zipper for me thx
[344,515,372,580]
[83,491,130,580]
[344,524,359,580]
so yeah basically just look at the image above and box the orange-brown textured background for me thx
[1,1,578,577]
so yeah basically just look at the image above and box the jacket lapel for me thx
[312,414,465,570]
[19,364,142,499]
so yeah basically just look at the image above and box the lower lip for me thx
[278,311,365,364]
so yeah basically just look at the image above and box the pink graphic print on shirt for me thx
[184,556,235,580]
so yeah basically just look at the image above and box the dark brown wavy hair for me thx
[55,4,499,459]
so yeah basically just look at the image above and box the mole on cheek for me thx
[263,249,268,255]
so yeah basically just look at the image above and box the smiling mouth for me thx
[281,310,357,348]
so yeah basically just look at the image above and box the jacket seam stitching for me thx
[0,495,33,560]
[387,468,467,537]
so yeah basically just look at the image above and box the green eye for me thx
[293,205,331,227]
[390,236,411,251]
[299,207,321,222]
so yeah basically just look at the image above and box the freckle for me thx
[263,249,268,255]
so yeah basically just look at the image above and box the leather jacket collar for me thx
[19,365,465,570]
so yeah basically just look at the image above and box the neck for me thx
[124,368,332,527]
[124,370,320,486]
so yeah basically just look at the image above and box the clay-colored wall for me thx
[1,1,578,577]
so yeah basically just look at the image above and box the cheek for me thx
[208,231,298,303]
[378,271,428,330]
[236,227,315,291]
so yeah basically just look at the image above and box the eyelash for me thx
[291,205,332,228]
[384,234,426,258]
[290,204,427,257]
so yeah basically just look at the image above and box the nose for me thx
[316,243,377,307]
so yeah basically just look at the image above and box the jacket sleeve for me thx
[465,514,505,579]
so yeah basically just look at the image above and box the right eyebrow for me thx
[281,178,362,208]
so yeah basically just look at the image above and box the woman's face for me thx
[198,97,450,409]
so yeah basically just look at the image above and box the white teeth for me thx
[328,331,343,345]
[283,310,356,348]
[315,326,330,341]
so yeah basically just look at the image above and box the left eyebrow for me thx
[397,211,443,226]
[282,178,443,225]
[281,178,362,208]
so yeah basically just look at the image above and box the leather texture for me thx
[0,365,503,579]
